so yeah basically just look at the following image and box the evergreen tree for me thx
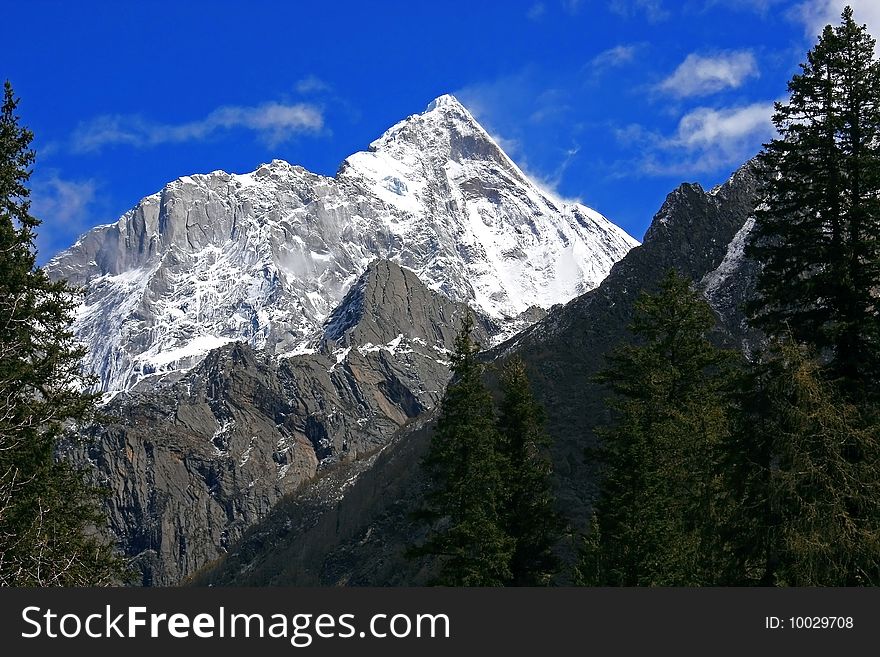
[413,313,513,585]
[747,6,880,392]
[585,270,738,585]
[735,6,880,587]
[0,81,127,585]
[727,339,880,585]
[497,356,561,586]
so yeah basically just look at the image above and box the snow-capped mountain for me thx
[48,94,637,392]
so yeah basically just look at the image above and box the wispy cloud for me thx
[454,72,582,200]
[562,0,584,14]
[529,88,572,123]
[589,44,641,70]
[616,101,776,176]
[295,75,331,94]
[456,72,574,137]
[609,0,670,22]
[455,70,543,126]
[30,173,100,259]
[527,2,547,20]
[657,50,759,98]
[705,0,786,14]
[525,145,583,200]
[70,101,324,153]
[792,0,880,44]
[31,175,97,226]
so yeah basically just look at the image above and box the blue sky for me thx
[5,0,879,261]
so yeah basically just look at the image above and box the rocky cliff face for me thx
[77,343,316,585]
[47,94,636,393]
[76,260,485,585]
[196,161,763,586]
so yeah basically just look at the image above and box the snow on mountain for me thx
[47,94,638,392]
[702,215,755,300]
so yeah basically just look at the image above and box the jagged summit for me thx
[370,93,477,147]
[364,93,498,155]
[425,92,463,111]
[48,95,637,392]
[342,93,530,198]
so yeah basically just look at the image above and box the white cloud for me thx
[71,101,324,153]
[657,51,759,98]
[671,103,775,150]
[609,0,669,22]
[562,0,584,14]
[590,44,640,70]
[792,0,880,44]
[527,2,546,20]
[617,102,776,176]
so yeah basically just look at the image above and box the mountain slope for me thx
[196,161,762,586]
[77,260,487,585]
[495,162,760,524]
[48,94,636,392]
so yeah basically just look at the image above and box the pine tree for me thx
[497,356,561,586]
[0,81,127,585]
[747,6,880,392]
[413,313,513,586]
[586,270,738,585]
[727,338,880,585]
[735,6,880,587]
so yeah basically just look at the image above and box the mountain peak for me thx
[424,93,467,113]
[48,95,637,392]
[362,92,487,158]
